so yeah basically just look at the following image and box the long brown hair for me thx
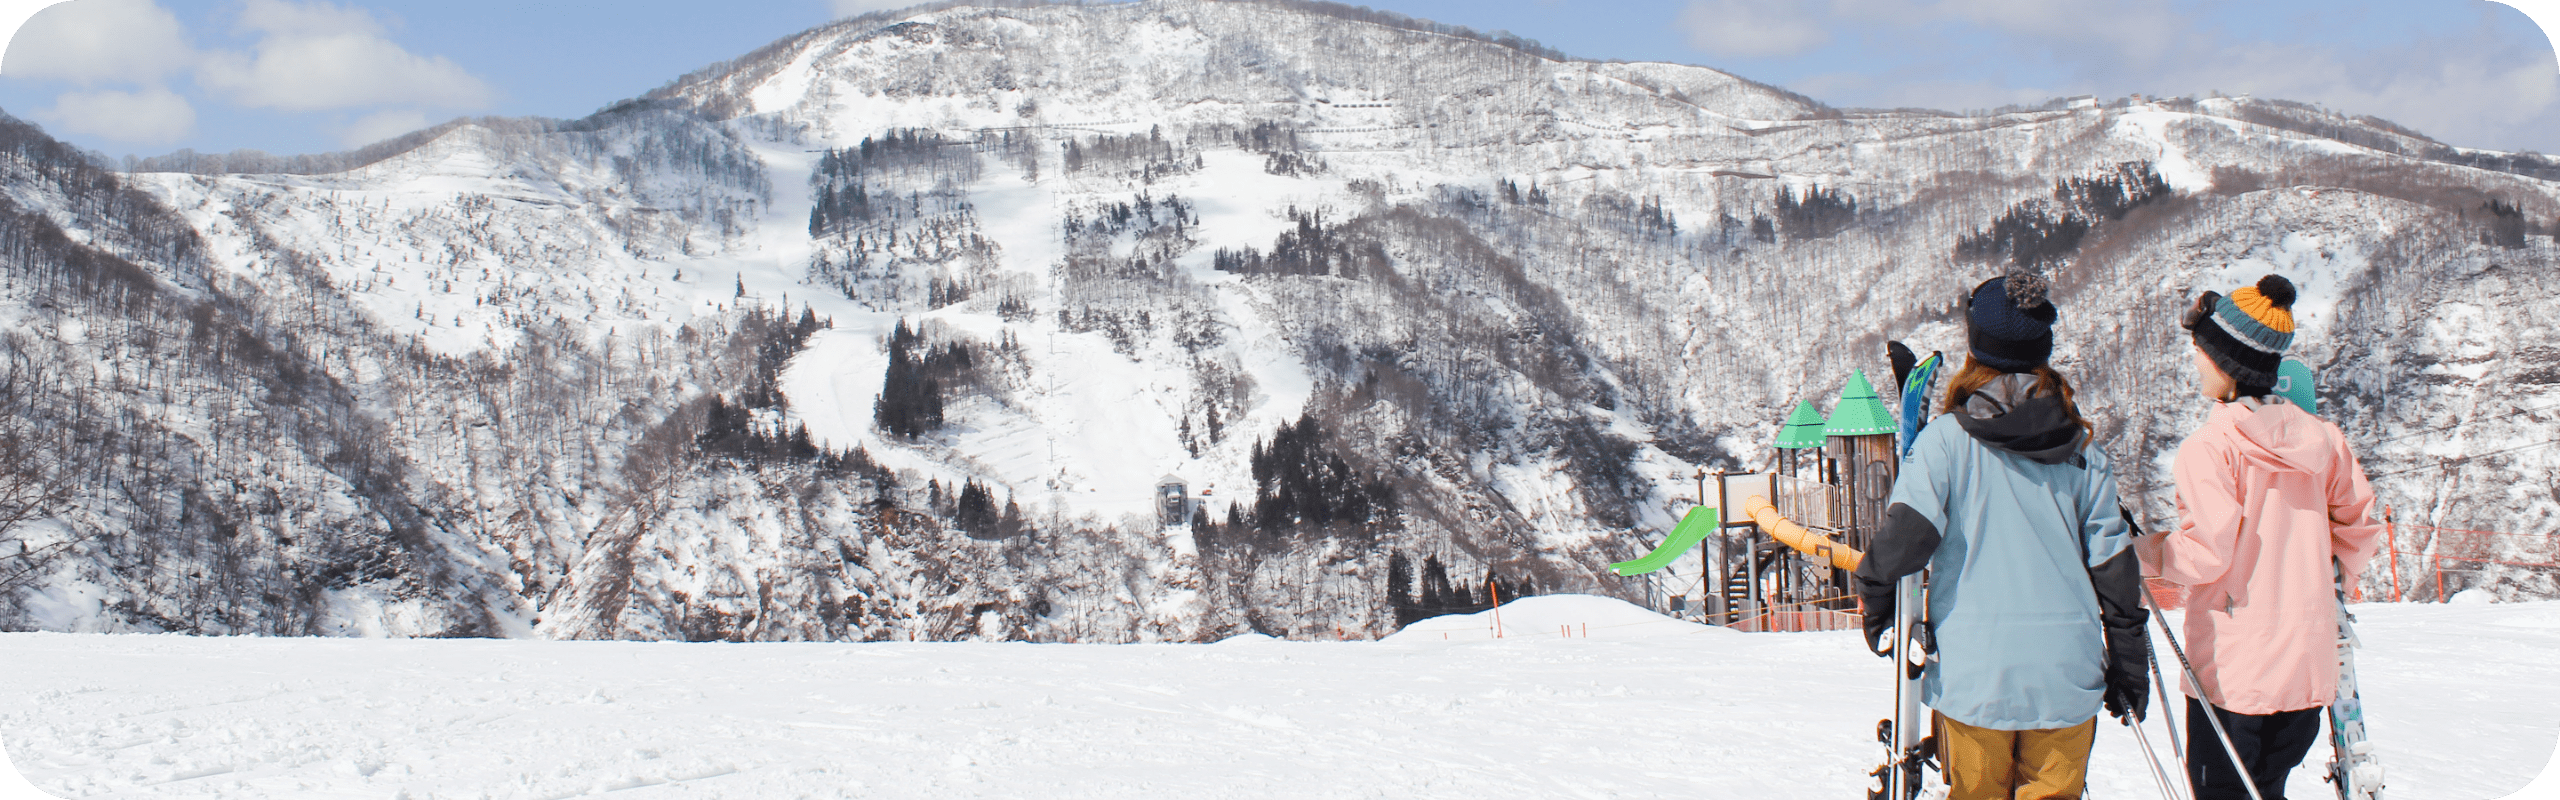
[1940,358,2094,438]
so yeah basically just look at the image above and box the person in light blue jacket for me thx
[1852,274,2147,800]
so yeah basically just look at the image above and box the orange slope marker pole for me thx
[2387,506,2402,603]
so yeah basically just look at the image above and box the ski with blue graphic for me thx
[2327,560,2384,799]
[1895,348,1943,458]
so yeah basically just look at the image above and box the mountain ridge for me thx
[2,1,2556,642]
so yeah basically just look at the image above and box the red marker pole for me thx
[2386,507,2402,603]
[1490,580,1504,638]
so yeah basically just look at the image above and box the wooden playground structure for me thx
[1638,369,1904,632]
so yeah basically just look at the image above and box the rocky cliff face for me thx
[2,0,2555,640]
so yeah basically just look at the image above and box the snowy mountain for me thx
[3,0,2558,642]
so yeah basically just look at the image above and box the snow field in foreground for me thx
[1,596,2556,799]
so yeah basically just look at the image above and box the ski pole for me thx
[2144,591,2267,800]
[2125,713,2191,800]
[2133,584,2193,800]
[2148,623,2185,763]
[2137,587,2186,761]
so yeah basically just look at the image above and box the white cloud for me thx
[2169,31,2560,152]
[196,0,491,112]
[1,0,195,84]
[1938,0,2188,58]
[337,107,426,148]
[41,84,194,144]
[831,0,917,17]
[1714,1,2560,151]
[1679,0,1832,58]
[235,0,382,37]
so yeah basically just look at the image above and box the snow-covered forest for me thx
[2,0,2558,643]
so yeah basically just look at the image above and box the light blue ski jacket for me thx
[1892,414,2128,730]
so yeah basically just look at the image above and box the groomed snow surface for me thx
[4,596,2558,799]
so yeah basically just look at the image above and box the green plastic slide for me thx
[1610,505,1721,576]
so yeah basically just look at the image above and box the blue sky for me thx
[2,0,2555,161]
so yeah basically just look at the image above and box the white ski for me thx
[1869,573,1937,800]
[2326,562,2384,799]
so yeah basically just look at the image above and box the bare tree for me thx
[0,419,78,595]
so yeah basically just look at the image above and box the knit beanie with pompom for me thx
[2187,274,2298,394]
[1967,272,2058,373]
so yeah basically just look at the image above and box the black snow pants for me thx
[2186,697,2325,800]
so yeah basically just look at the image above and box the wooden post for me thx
[1746,542,1762,625]
[1712,471,1727,620]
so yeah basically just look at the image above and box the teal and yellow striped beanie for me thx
[2184,274,2297,392]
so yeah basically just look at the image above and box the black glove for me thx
[1887,341,1917,390]
[1857,573,1894,657]
[2101,620,2152,721]
[2092,518,2152,722]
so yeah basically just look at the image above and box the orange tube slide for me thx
[1743,495,1864,571]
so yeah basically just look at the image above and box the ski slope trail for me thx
[2,596,2555,799]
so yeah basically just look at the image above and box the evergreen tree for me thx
[954,479,997,537]
[874,320,949,437]
[1246,413,1395,535]
[1386,551,1414,624]
[1420,556,1451,613]
[1001,497,1028,539]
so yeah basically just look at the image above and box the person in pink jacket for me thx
[2136,275,2384,800]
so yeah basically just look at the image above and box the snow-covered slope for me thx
[4,597,2557,798]
[3,0,2558,642]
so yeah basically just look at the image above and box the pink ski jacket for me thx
[2140,398,2384,715]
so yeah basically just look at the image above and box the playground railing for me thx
[1724,593,1860,633]
[1770,473,1846,532]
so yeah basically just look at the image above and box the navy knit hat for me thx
[1968,274,2058,373]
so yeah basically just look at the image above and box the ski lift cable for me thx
[2360,401,2560,449]
[2366,438,2560,480]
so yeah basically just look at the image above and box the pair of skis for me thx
[1868,347,1940,800]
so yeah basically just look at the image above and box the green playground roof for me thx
[1774,400,1829,449]
[1823,369,1899,437]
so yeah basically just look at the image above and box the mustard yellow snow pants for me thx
[1934,712,2096,800]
